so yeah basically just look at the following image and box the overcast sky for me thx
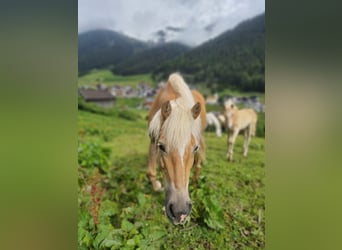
[78,0,264,46]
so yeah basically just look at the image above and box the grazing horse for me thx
[147,73,206,225]
[224,99,257,162]
[206,112,222,137]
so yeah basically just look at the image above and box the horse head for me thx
[224,99,237,128]
[151,99,202,224]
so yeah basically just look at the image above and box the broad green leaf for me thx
[121,219,134,232]
[137,193,146,206]
[102,239,122,248]
[150,230,166,241]
[100,200,119,217]
[126,238,136,246]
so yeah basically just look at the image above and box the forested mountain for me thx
[78,13,265,92]
[152,13,265,92]
[78,29,149,74]
[112,42,190,75]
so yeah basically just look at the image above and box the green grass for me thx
[78,106,265,249]
[78,69,154,88]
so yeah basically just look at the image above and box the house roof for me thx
[79,89,115,102]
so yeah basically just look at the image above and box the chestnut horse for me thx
[147,73,206,225]
[224,99,257,162]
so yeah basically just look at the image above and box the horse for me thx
[224,99,257,162]
[147,73,206,225]
[216,113,226,127]
[206,112,222,137]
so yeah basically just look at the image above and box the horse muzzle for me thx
[166,200,192,225]
[165,189,192,225]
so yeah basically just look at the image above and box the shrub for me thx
[118,110,140,121]
[78,141,111,172]
[78,96,141,121]
[191,177,225,230]
[78,96,118,116]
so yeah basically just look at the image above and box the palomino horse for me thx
[224,99,257,162]
[148,73,206,225]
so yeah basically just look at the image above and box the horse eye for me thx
[194,145,199,153]
[158,143,166,153]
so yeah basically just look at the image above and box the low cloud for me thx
[166,26,184,32]
[78,0,264,46]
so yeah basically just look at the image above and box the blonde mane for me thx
[149,73,202,153]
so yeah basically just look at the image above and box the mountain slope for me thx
[78,29,149,74]
[112,42,190,75]
[152,13,265,92]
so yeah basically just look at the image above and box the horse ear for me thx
[191,102,201,119]
[161,100,172,120]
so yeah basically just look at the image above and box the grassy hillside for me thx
[78,102,265,249]
[78,69,154,88]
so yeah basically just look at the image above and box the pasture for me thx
[78,69,153,88]
[78,99,265,249]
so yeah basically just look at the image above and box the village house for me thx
[206,93,219,105]
[142,97,154,110]
[79,88,115,108]
[137,82,151,97]
[108,85,139,98]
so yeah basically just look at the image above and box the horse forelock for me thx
[149,73,201,155]
[149,98,201,154]
[168,73,195,109]
[165,99,201,153]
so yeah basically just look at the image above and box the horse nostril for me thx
[168,203,176,218]
[188,202,192,212]
[167,202,192,223]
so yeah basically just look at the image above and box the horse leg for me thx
[215,120,222,137]
[193,156,201,188]
[243,127,252,157]
[193,135,205,186]
[227,128,239,162]
[147,142,162,191]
